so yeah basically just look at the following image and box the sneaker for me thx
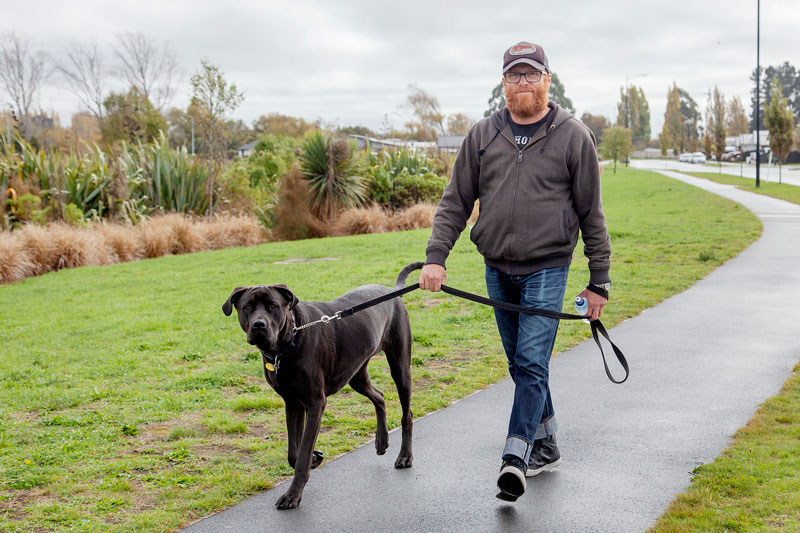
[496,456,527,501]
[526,435,562,477]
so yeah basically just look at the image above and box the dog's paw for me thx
[394,454,413,469]
[275,491,302,510]
[375,439,388,456]
[311,450,324,469]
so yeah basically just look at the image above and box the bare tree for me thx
[57,41,106,120]
[0,32,49,119]
[112,32,179,110]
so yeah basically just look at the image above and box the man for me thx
[419,41,611,502]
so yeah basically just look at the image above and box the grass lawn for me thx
[0,167,762,531]
[651,360,800,531]
[686,171,800,206]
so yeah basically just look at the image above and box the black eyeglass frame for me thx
[503,71,546,83]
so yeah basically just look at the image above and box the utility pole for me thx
[191,115,195,155]
[756,0,761,187]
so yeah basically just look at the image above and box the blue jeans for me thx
[485,265,568,463]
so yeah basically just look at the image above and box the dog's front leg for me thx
[285,399,304,470]
[276,398,326,510]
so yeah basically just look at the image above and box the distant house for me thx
[236,141,258,157]
[437,135,465,153]
[725,130,769,153]
[348,134,437,152]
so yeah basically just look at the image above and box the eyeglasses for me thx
[503,71,544,83]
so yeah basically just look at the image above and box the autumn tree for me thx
[447,113,473,136]
[580,112,610,143]
[57,41,107,121]
[0,32,49,126]
[661,83,683,156]
[253,113,316,138]
[710,86,727,164]
[764,80,795,182]
[726,96,749,136]
[190,59,244,214]
[404,84,445,141]
[677,88,701,152]
[599,127,632,174]
[616,85,650,148]
[113,32,179,110]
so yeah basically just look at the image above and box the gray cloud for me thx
[3,0,798,137]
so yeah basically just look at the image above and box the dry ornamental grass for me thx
[0,204,439,285]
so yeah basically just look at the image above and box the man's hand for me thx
[419,264,446,292]
[576,288,608,321]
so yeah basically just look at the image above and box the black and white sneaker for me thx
[526,435,562,477]
[496,456,527,501]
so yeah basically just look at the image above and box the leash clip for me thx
[320,311,342,323]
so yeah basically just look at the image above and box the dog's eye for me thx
[269,304,278,310]
[244,305,252,311]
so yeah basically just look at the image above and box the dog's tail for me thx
[395,262,425,288]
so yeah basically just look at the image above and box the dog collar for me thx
[260,336,296,375]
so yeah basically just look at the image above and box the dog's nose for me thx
[251,319,266,329]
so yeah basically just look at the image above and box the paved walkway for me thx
[633,158,800,186]
[185,170,800,532]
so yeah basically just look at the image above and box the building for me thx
[236,141,258,157]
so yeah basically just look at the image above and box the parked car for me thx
[679,152,693,163]
[690,152,707,164]
[746,150,770,164]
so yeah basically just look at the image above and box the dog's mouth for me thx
[246,327,281,352]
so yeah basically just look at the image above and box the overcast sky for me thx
[2,0,799,139]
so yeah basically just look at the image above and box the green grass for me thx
[686,171,800,205]
[651,361,800,532]
[0,166,761,531]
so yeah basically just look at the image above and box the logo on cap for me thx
[509,42,536,56]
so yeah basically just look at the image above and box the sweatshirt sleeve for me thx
[569,126,612,284]
[425,129,481,267]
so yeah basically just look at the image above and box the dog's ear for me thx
[222,287,248,316]
[272,284,299,310]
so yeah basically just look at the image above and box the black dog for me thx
[222,262,423,509]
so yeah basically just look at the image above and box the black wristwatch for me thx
[586,282,611,299]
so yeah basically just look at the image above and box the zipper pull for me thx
[518,151,523,163]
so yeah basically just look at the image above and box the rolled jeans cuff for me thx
[534,415,558,440]
[503,435,534,463]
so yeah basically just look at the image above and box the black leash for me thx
[333,282,629,384]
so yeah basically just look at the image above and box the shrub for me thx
[198,215,265,250]
[298,131,366,220]
[272,168,329,241]
[391,170,447,208]
[94,223,144,263]
[333,206,388,236]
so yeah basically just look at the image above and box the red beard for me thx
[505,84,549,119]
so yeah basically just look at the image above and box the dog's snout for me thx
[251,319,267,330]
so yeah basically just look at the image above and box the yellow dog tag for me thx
[265,362,275,372]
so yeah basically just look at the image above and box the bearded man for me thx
[419,41,611,501]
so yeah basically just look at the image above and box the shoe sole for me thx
[497,465,526,500]
[526,456,562,477]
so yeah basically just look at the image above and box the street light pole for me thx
[755,0,761,187]
[190,115,195,155]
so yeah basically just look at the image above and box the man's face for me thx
[502,64,552,119]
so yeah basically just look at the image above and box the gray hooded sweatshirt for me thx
[425,103,611,284]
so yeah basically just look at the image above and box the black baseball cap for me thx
[503,41,550,74]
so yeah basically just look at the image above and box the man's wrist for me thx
[586,283,610,299]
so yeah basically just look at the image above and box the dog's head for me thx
[222,285,299,351]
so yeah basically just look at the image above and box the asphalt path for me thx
[184,170,800,532]
[633,158,800,186]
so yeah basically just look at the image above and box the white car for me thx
[679,152,692,163]
[690,152,706,164]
